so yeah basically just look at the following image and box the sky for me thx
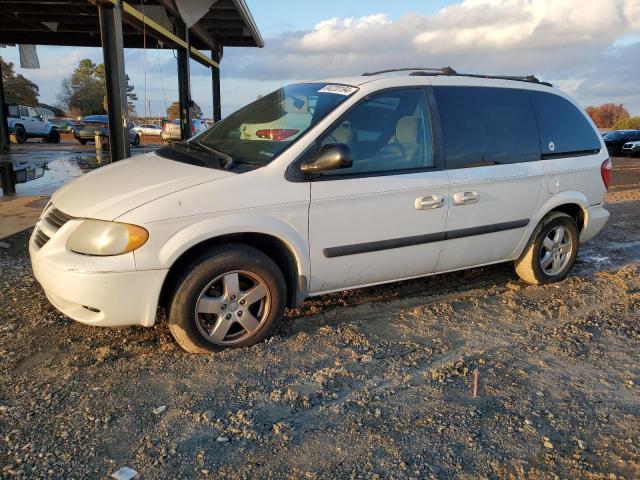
[1,0,639,118]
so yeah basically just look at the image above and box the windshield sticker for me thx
[318,84,358,96]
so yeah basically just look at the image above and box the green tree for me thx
[125,75,137,106]
[57,59,137,115]
[0,57,39,104]
[57,59,105,115]
[612,116,640,130]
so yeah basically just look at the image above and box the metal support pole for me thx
[98,0,130,161]
[0,59,10,152]
[176,18,191,140]
[211,46,222,122]
[0,164,16,196]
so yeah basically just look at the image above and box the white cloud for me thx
[299,14,392,51]
[222,0,640,112]
[3,0,640,116]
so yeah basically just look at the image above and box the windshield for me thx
[185,83,358,168]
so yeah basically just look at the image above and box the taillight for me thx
[601,158,612,190]
[255,128,299,141]
[192,124,196,135]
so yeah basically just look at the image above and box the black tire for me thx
[77,139,87,146]
[168,244,287,353]
[514,212,579,285]
[48,129,60,143]
[14,125,27,144]
[132,134,140,147]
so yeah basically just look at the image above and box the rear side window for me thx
[434,86,539,169]
[529,91,601,156]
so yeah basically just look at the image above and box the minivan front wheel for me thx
[515,212,579,285]
[168,244,286,353]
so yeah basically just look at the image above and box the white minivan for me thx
[29,68,611,353]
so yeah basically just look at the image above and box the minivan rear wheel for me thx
[515,212,579,285]
[168,244,287,353]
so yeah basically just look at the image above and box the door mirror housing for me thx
[301,143,353,175]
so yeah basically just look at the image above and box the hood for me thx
[52,152,234,220]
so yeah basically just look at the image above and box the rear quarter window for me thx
[7,105,19,118]
[529,91,601,156]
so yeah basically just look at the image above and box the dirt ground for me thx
[0,158,639,479]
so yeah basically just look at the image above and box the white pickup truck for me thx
[7,103,60,143]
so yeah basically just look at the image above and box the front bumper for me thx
[29,220,167,327]
[622,146,640,156]
[580,203,610,242]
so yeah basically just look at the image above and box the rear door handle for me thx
[415,195,444,210]
[452,191,478,205]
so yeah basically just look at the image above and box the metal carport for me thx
[0,0,263,167]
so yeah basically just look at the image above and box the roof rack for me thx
[362,67,457,76]
[361,67,552,87]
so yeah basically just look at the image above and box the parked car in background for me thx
[603,130,640,156]
[29,71,610,353]
[12,160,46,184]
[161,118,207,141]
[51,118,75,134]
[6,103,60,143]
[73,115,140,146]
[622,140,640,157]
[133,124,162,136]
[240,94,313,142]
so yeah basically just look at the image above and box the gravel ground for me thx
[1,158,639,479]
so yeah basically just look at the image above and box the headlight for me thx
[67,220,148,256]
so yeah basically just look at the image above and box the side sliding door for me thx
[432,85,544,272]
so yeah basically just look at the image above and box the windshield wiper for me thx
[192,141,236,169]
[174,140,236,169]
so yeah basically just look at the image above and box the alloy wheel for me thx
[194,270,271,346]
[539,226,573,276]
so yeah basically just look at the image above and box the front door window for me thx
[319,88,434,176]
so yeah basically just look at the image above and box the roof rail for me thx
[362,66,457,76]
[361,66,552,87]
[410,71,551,86]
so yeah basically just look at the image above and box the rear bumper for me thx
[74,132,107,140]
[580,203,609,242]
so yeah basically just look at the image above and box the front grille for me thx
[46,208,74,228]
[33,228,50,249]
[32,206,75,250]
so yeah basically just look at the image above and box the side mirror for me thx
[301,143,353,174]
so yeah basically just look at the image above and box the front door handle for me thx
[415,195,444,210]
[452,191,478,205]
